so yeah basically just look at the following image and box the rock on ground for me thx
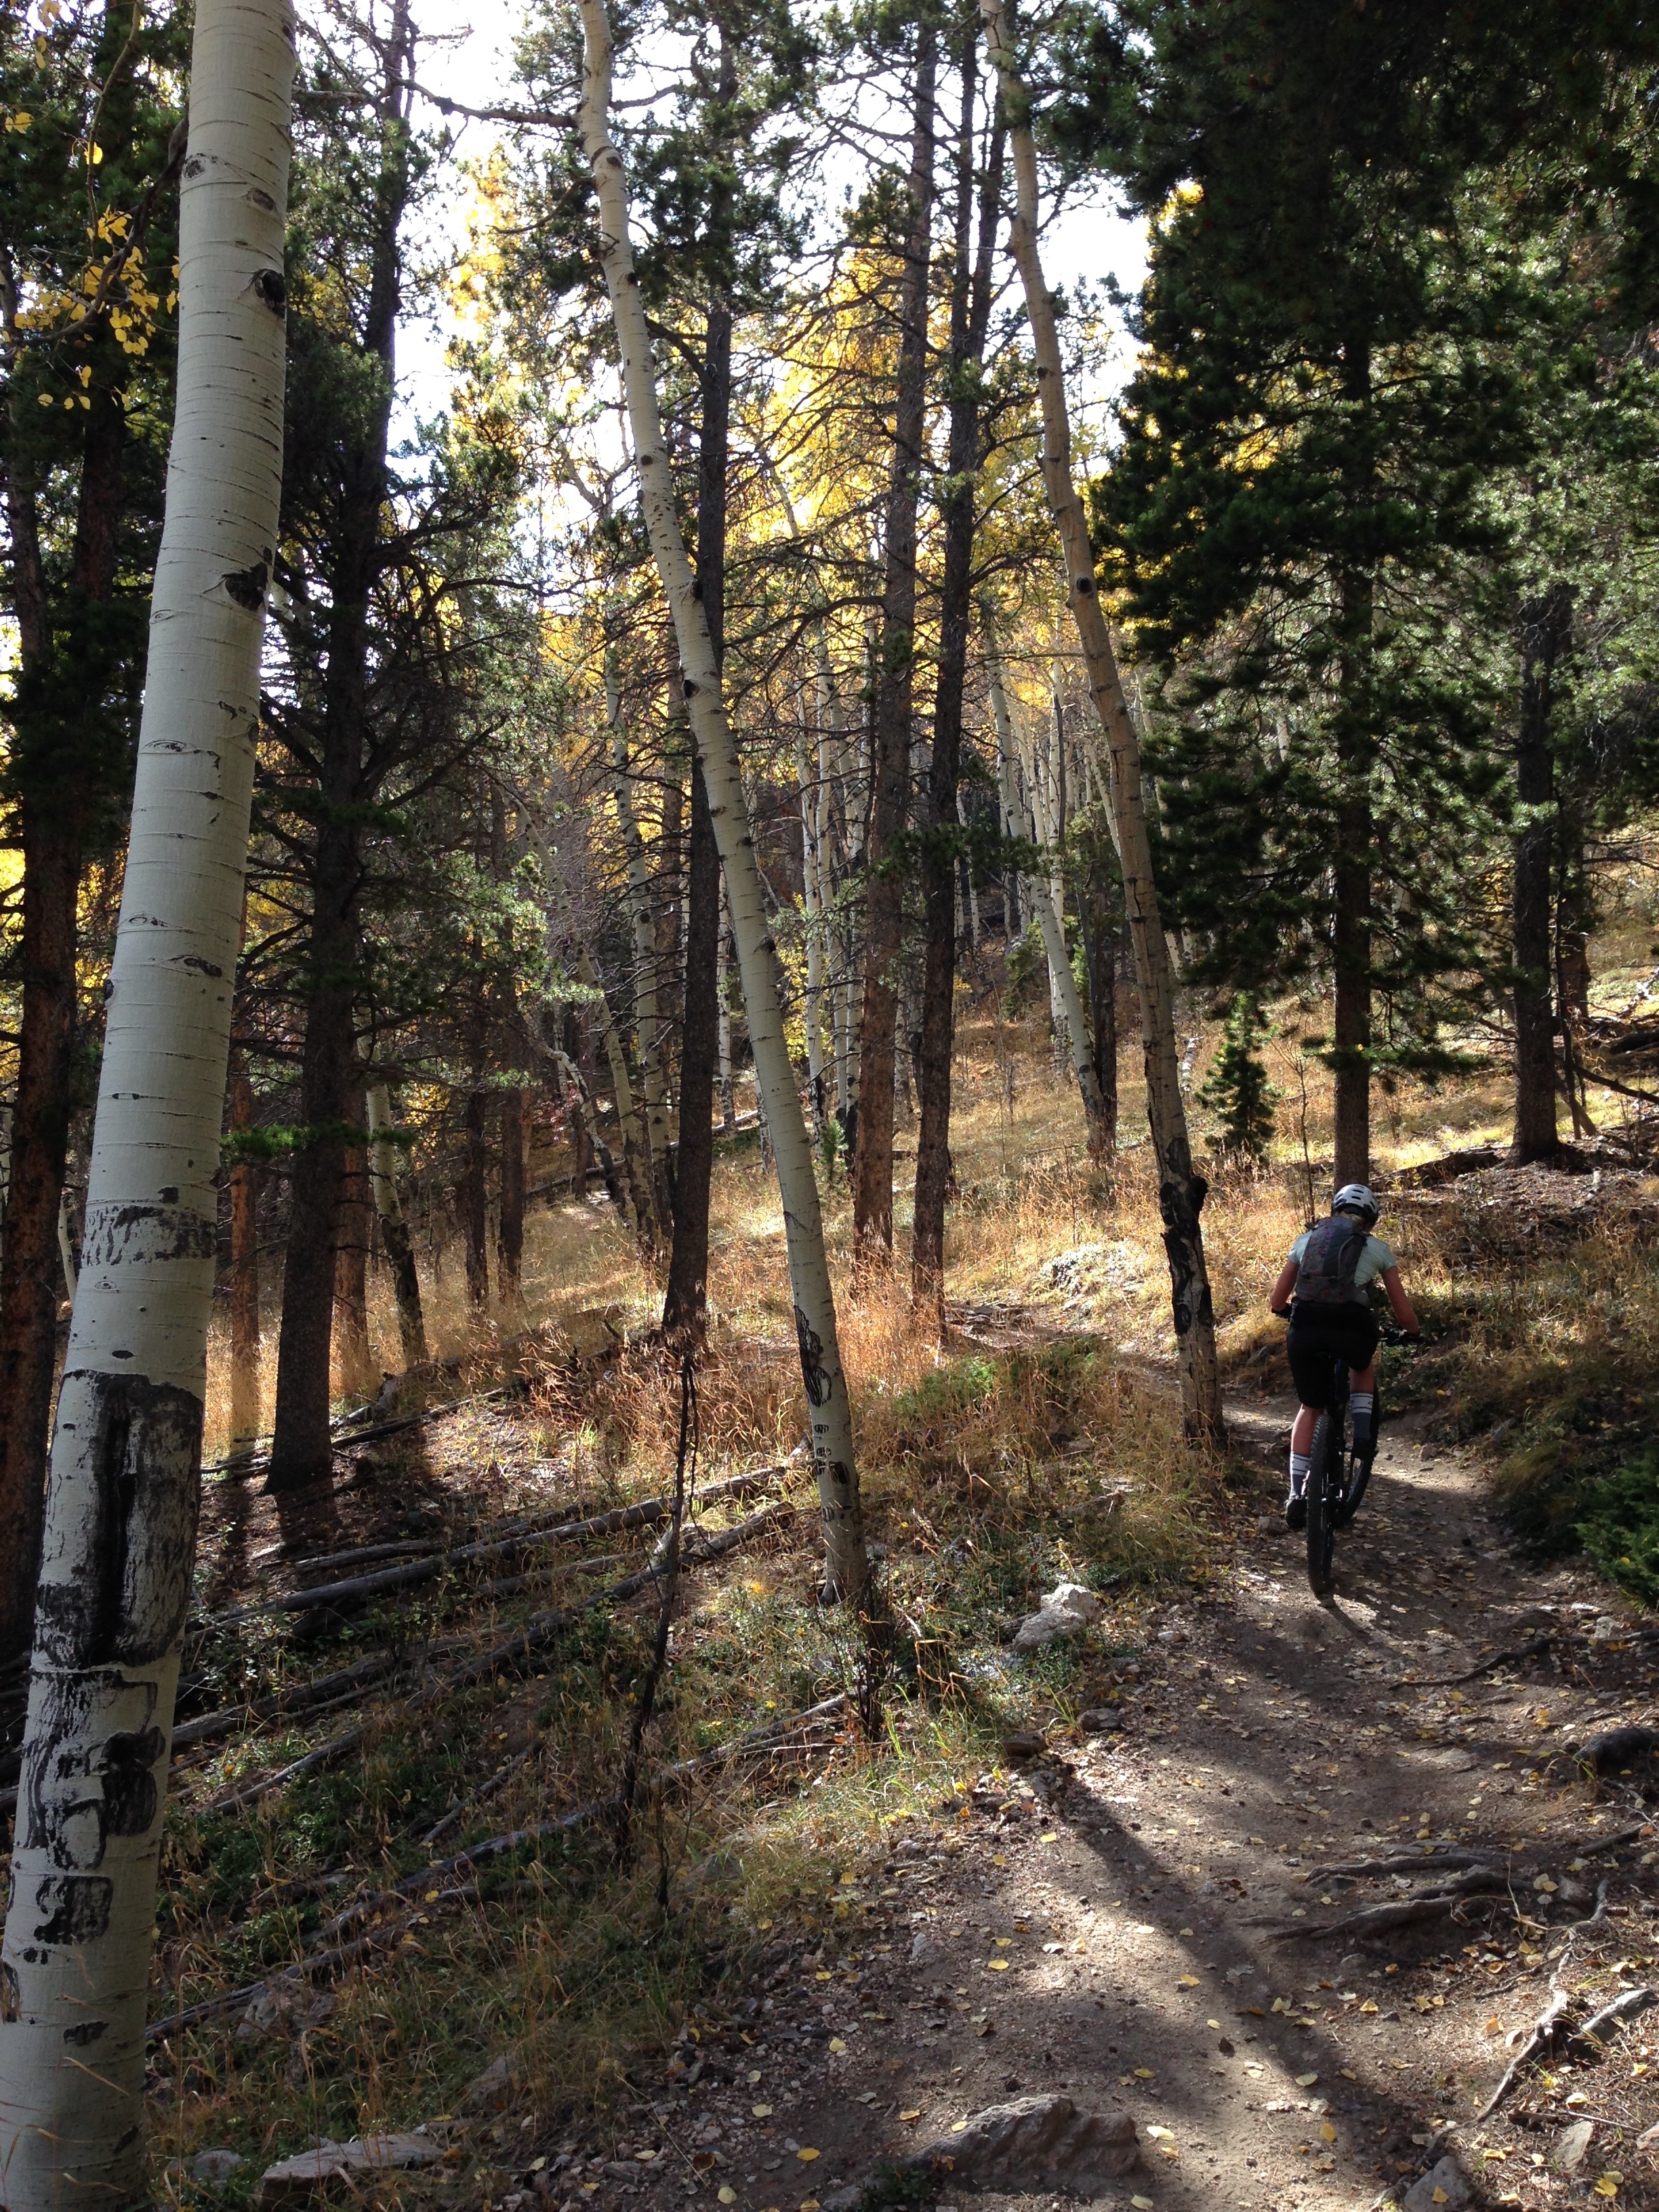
[254,2134,441,2207]
[1399,2153,1471,2212]
[1011,1584,1102,1652]
[822,2095,1139,2208]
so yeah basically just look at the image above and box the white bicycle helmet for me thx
[1332,1182,1379,1225]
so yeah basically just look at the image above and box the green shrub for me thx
[1576,1447,1659,1603]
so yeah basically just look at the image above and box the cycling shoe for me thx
[1284,1492,1307,1531]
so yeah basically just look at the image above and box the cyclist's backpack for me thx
[1293,1214,1368,1306]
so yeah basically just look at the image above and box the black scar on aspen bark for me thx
[0,1961,18,2020]
[223,562,269,610]
[33,1374,203,1670]
[77,1202,216,1269]
[33,1874,114,1946]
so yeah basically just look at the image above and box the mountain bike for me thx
[1305,1329,1412,1601]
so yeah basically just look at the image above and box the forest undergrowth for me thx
[144,1000,1659,2203]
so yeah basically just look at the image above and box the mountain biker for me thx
[1269,1183,1419,1532]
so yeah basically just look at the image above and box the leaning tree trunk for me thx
[580,0,869,1603]
[981,0,1223,1443]
[0,0,294,2188]
[367,1082,428,1364]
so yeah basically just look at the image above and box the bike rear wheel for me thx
[1305,1410,1338,1599]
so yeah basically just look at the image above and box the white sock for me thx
[1351,1391,1374,1441]
[1288,1451,1311,1496]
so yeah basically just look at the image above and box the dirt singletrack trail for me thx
[594,1404,1659,2212]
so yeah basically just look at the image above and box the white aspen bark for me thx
[985,625,1106,1137]
[957,793,981,949]
[605,649,669,1210]
[55,1184,77,1306]
[0,0,295,2188]
[980,0,1223,1443]
[579,0,869,1601]
[990,653,1024,941]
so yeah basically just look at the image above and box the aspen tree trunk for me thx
[985,628,1108,1142]
[851,20,936,1264]
[579,0,869,1602]
[367,1082,428,1365]
[958,795,982,949]
[980,0,1222,1443]
[228,1059,262,1455]
[0,0,294,2184]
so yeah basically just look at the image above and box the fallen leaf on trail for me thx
[752,2106,774,2119]
[994,1936,1012,1948]
[986,1959,1010,1971]
[1595,2175,1621,2198]
[1179,1926,1194,1937]
[1134,2068,1154,2080]
[951,2123,969,2135]
[718,2190,737,2205]
[829,2039,846,2053]
[899,2112,922,2125]
[1359,2001,1378,2015]
[1433,2194,1448,2206]
[1178,1975,1200,1988]
[815,1972,832,1983]
[749,2070,762,2084]
[1146,2127,1173,2142]
[1321,2123,1336,2144]
[1296,2073,1318,2087]
[1207,2019,1221,2030]
[1040,1832,1058,1843]
[991,1853,1007,1867]
[1339,2069,1355,2080]
[1248,1835,1266,1845]
[796,2150,820,2163]
[1132,2198,1155,2210]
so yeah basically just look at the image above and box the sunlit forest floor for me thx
[135,935,1659,2212]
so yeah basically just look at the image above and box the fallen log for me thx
[201,1463,792,1626]
[201,1507,793,1811]
[146,1691,846,2043]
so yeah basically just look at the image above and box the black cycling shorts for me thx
[1287,1303,1380,1408]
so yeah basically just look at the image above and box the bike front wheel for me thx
[1305,1410,1338,1599]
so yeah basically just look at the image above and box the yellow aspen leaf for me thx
[796,2149,819,2163]
[829,2039,846,2053]
[899,2112,921,2125]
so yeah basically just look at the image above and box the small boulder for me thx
[254,2135,440,2208]
[1012,1584,1102,1653]
[1553,2119,1595,2173]
[1077,1708,1122,1735]
[1401,2154,1471,2212]
[1000,1732,1046,1763]
[822,2095,1137,2209]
